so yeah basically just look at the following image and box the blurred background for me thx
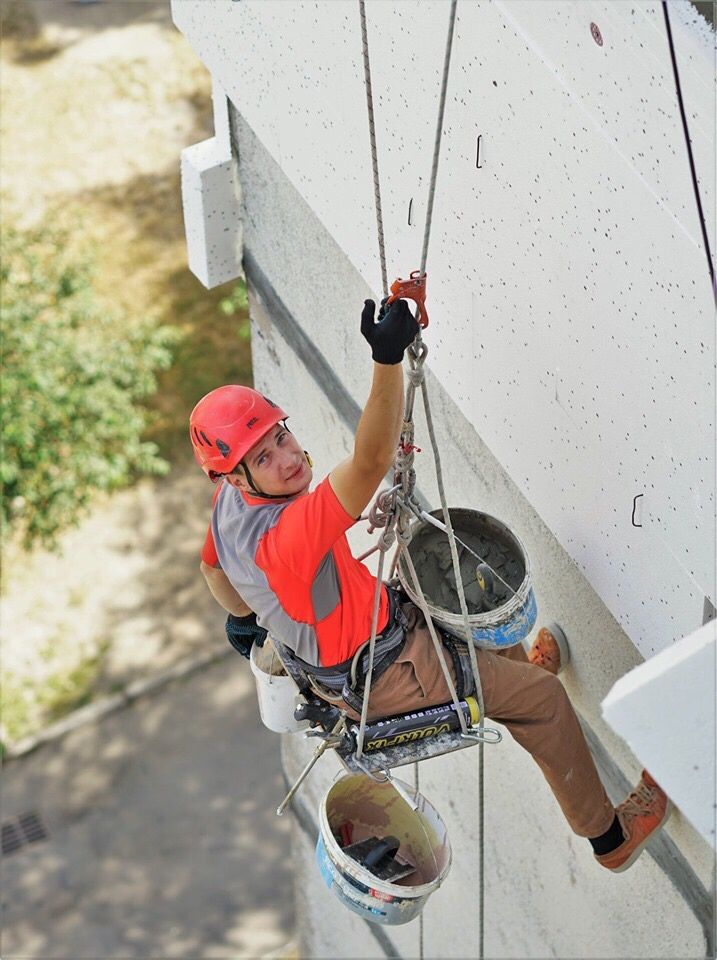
[1,2,295,956]
[0,0,250,739]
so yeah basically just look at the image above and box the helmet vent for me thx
[200,430,212,446]
[192,427,205,446]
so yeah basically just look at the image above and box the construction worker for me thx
[192,298,670,873]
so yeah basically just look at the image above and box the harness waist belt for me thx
[291,586,407,692]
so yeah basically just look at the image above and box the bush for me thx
[1,223,176,548]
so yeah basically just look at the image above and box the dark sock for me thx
[589,814,625,855]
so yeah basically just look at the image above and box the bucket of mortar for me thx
[315,773,451,925]
[250,639,308,734]
[397,507,537,650]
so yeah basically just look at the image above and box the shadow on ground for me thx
[1,0,171,64]
[3,657,296,958]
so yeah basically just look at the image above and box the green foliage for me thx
[1,223,177,548]
[218,280,251,340]
[218,280,247,316]
[1,639,107,745]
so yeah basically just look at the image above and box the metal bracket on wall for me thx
[476,135,483,169]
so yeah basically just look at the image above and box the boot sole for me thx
[545,621,570,673]
[605,801,672,873]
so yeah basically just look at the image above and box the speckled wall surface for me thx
[171,1,715,952]
[236,111,713,956]
[174,0,714,660]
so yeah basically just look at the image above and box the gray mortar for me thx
[407,518,525,616]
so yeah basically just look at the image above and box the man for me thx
[192,297,670,873]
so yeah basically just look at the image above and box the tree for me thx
[1,223,176,548]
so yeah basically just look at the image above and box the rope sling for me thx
[357,3,494,953]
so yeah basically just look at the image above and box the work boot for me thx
[527,622,570,675]
[595,771,671,873]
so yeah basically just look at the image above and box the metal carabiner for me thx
[460,726,503,745]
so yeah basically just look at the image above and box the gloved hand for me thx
[361,297,419,365]
[225,612,268,659]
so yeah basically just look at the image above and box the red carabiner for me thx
[386,269,428,328]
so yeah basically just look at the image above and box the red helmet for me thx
[189,385,288,482]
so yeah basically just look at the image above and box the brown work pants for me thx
[355,603,615,839]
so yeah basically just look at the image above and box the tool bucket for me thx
[315,773,451,925]
[250,639,308,734]
[398,507,537,650]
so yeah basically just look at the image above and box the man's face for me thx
[228,423,312,497]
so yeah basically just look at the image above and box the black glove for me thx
[225,612,268,659]
[361,297,419,365]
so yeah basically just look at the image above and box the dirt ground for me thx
[1,0,252,744]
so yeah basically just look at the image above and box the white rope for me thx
[359,0,388,299]
[419,378,486,719]
[355,547,387,758]
[356,6,488,950]
[419,0,458,276]
[400,546,470,735]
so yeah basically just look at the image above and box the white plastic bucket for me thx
[316,773,451,925]
[249,640,307,734]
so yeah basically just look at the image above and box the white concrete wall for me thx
[219,110,713,960]
[172,2,716,957]
[173,0,714,660]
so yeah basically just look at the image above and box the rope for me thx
[355,547,387,758]
[359,0,389,299]
[419,378,486,720]
[357,5,488,951]
[661,1,716,302]
[415,762,424,960]
[419,0,458,275]
[400,546,470,735]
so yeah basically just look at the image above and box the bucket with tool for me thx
[316,773,451,925]
[250,639,308,734]
[398,507,537,650]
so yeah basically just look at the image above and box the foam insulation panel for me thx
[180,80,242,287]
[602,619,717,848]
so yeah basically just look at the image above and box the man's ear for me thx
[225,466,250,492]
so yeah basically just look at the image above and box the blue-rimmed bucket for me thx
[398,507,537,650]
[316,773,451,925]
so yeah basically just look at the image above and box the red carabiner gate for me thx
[386,269,428,328]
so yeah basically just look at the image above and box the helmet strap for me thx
[240,461,293,501]
[233,425,311,501]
